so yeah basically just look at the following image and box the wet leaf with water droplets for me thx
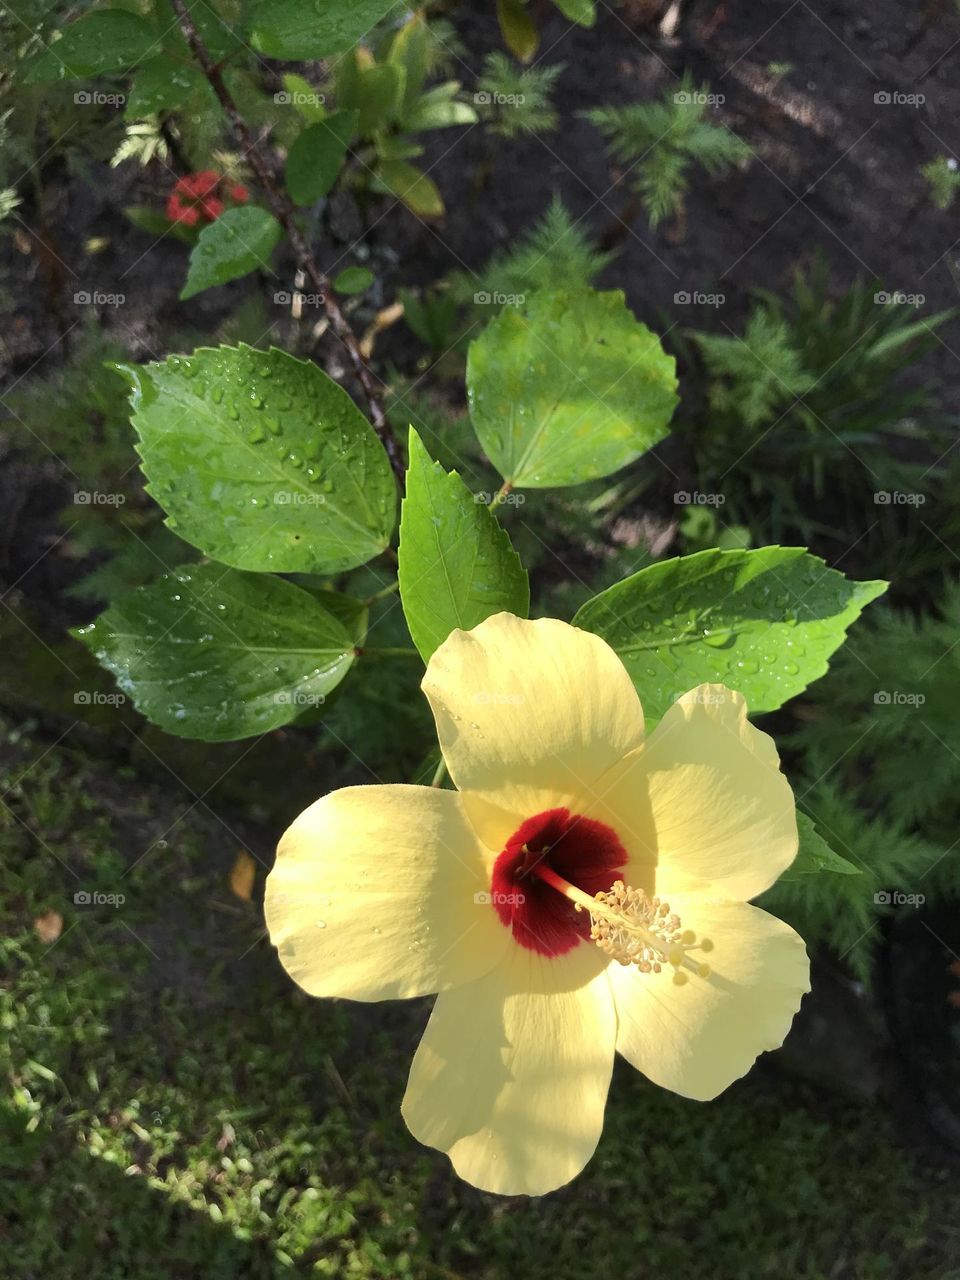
[574,546,887,720]
[247,0,400,59]
[73,564,356,741]
[22,11,158,82]
[115,343,396,574]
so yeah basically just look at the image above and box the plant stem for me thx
[489,480,514,510]
[430,757,448,788]
[168,0,405,487]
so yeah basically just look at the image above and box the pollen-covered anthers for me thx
[582,880,714,984]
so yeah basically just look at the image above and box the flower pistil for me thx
[533,863,713,983]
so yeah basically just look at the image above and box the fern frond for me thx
[476,53,564,138]
[921,155,960,211]
[583,73,749,226]
[471,195,616,299]
[693,306,812,429]
[761,780,944,984]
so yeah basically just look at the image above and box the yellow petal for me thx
[593,684,797,901]
[609,900,809,1101]
[265,785,507,1002]
[422,613,644,849]
[402,942,615,1196]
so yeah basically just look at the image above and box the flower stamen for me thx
[532,863,713,982]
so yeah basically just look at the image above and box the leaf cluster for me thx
[584,74,751,226]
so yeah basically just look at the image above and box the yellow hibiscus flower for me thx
[265,613,810,1197]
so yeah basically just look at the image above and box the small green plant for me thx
[792,587,960,841]
[583,74,751,228]
[760,780,944,984]
[921,154,960,211]
[452,195,616,307]
[330,13,477,217]
[475,53,564,138]
[762,590,960,980]
[693,306,813,430]
[398,284,461,354]
[675,264,954,545]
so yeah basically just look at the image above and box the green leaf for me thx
[402,82,478,131]
[159,0,246,61]
[180,208,282,300]
[553,0,596,24]
[466,287,678,488]
[74,565,356,742]
[399,428,529,662]
[247,0,399,60]
[352,64,406,135]
[777,812,861,882]
[387,11,430,110]
[280,73,328,122]
[125,206,194,243]
[23,11,159,82]
[125,55,212,117]
[116,343,397,574]
[333,266,374,295]
[573,547,887,720]
[298,588,370,646]
[497,0,539,62]
[285,111,357,205]
[376,159,444,216]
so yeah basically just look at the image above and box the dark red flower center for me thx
[489,807,628,957]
